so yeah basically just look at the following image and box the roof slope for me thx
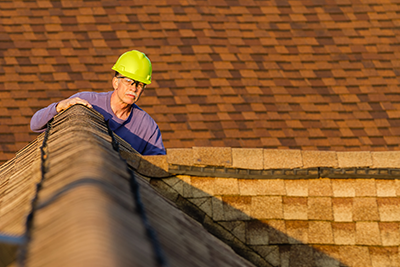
[0,105,256,267]
[1,0,400,164]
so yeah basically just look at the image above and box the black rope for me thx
[18,119,53,266]
[106,120,169,267]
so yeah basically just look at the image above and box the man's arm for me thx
[30,97,92,132]
[30,102,59,132]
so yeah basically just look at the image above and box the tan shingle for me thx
[356,222,382,246]
[339,246,372,267]
[332,198,353,222]
[232,148,263,170]
[332,179,356,197]
[353,197,380,221]
[251,196,283,220]
[285,221,308,244]
[379,222,400,246]
[372,152,400,168]
[166,148,193,165]
[354,179,377,197]
[264,220,288,244]
[193,147,232,167]
[191,177,215,197]
[377,198,400,222]
[369,247,399,267]
[308,221,334,244]
[337,151,373,168]
[302,151,338,168]
[283,197,308,220]
[284,179,308,197]
[264,149,303,169]
[238,179,286,196]
[222,196,252,221]
[307,197,333,221]
[376,180,397,197]
[214,177,239,195]
[308,179,333,197]
[332,222,356,245]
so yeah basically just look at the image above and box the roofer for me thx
[30,50,166,155]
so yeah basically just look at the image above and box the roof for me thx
[0,105,256,267]
[1,0,400,164]
[0,105,400,267]
[2,104,399,267]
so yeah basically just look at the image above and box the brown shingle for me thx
[285,221,308,244]
[251,196,283,220]
[308,221,334,244]
[377,198,400,222]
[283,197,308,220]
[352,198,380,221]
[332,222,356,245]
[332,198,353,222]
[1,0,400,166]
[369,247,399,267]
[339,246,372,267]
[222,196,252,221]
[307,197,333,220]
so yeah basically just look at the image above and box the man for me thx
[30,50,166,155]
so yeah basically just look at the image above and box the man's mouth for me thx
[126,92,138,99]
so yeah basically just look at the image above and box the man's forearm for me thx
[30,102,59,132]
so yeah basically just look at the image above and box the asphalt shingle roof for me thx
[0,105,257,267]
[1,0,400,164]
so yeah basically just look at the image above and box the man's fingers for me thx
[57,98,92,113]
[74,99,92,108]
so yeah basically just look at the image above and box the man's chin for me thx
[125,95,138,103]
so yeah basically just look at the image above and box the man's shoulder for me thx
[72,91,112,106]
[132,104,159,127]
[73,91,111,98]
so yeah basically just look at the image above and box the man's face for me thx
[112,76,146,105]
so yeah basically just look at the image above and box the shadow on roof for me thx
[2,104,350,267]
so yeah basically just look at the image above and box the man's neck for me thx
[110,93,132,120]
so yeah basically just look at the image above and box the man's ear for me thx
[112,77,119,90]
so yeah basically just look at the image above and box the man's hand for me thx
[56,97,93,113]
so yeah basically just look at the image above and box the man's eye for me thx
[125,78,133,83]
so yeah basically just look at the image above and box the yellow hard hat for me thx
[112,50,152,84]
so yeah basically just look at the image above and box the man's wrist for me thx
[55,102,60,113]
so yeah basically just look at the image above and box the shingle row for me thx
[1,0,400,164]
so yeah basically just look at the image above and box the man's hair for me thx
[115,71,120,77]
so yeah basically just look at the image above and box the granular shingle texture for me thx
[1,0,400,164]
[153,174,400,267]
[0,105,257,267]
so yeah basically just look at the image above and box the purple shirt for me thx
[30,91,166,155]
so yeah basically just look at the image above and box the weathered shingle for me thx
[0,105,258,267]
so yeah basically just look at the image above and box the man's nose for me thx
[130,83,138,90]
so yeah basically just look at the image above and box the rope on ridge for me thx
[18,119,53,266]
[106,119,169,267]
